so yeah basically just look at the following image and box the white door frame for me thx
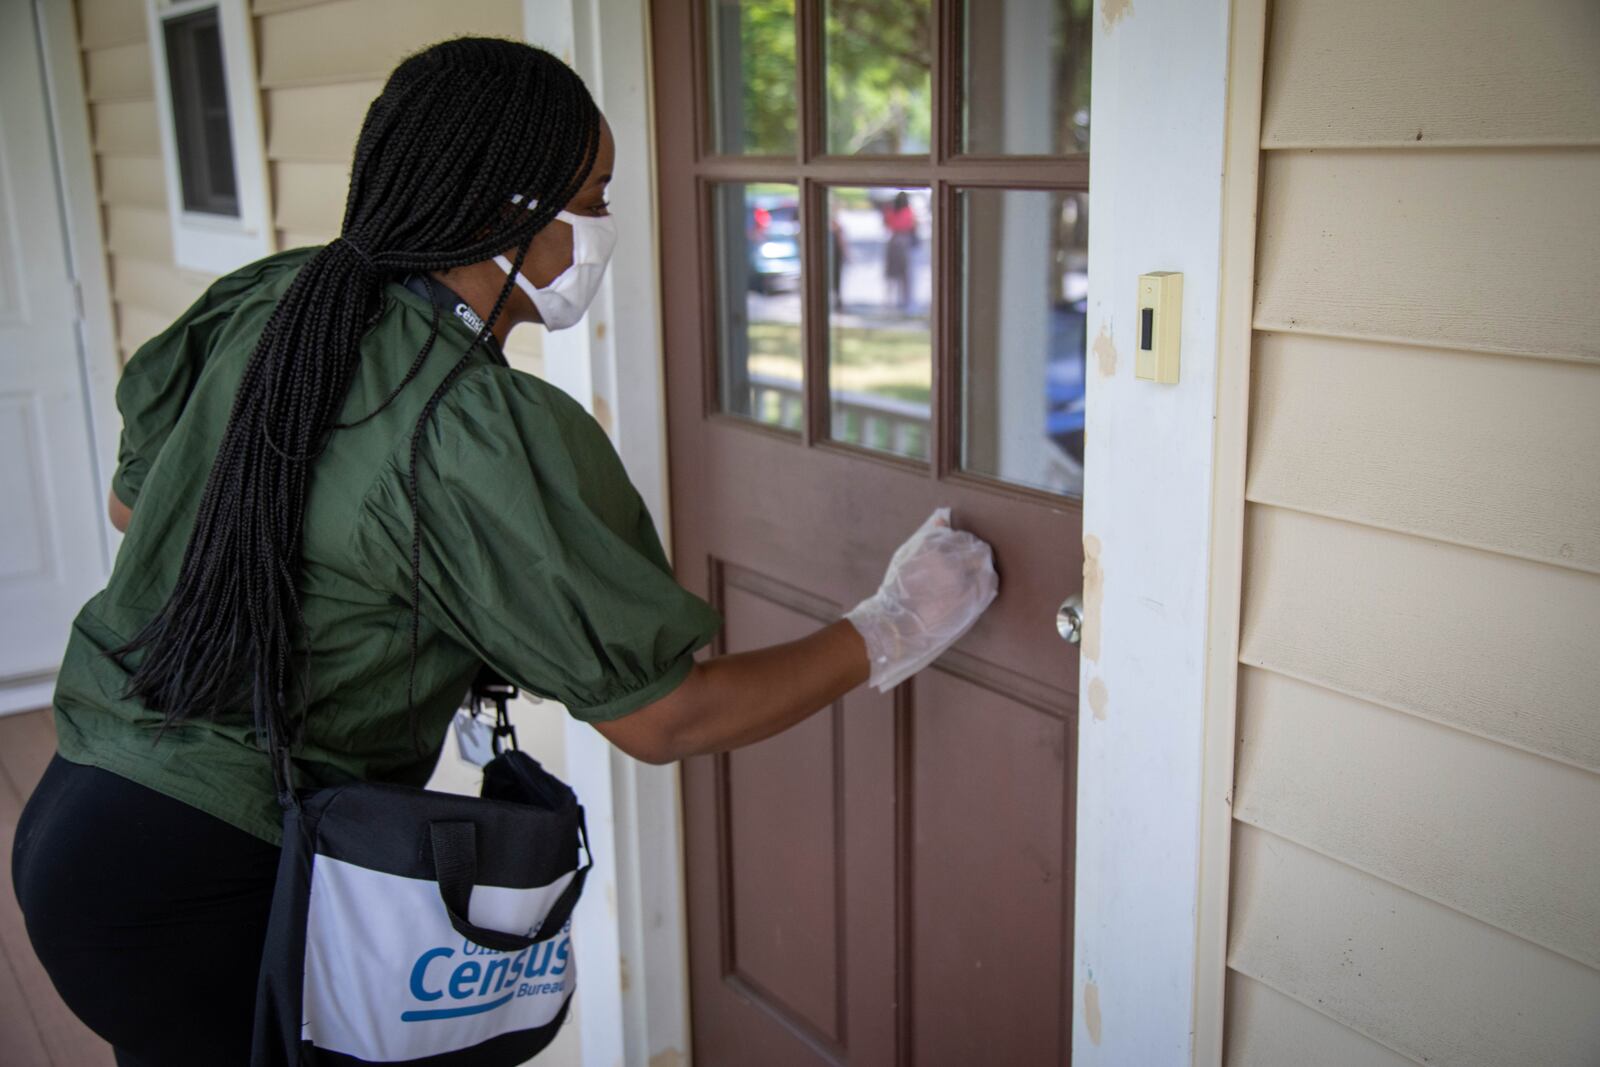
[4,0,122,717]
[1076,0,1243,1062]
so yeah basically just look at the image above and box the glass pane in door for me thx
[824,0,932,154]
[707,0,798,155]
[826,186,932,460]
[959,188,1088,495]
[962,0,1091,155]
[713,182,804,430]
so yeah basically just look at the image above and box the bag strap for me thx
[429,812,593,952]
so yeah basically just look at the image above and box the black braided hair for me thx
[113,38,601,764]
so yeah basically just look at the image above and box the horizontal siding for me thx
[256,0,521,87]
[1228,825,1600,1067]
[84,41,152,102]
[76,0,202,376]
[90,99,159,157]
[1234,667,1600,969]
[1229,3,1600,1063]
[1223,973,1414,1067]
[1254,148,1600,363]
[1240,505,1600,771]
[97,156,165,210]
[276,231,329,253]
[116,304,171,356]
[103,205,171,263]
[1262,0,1600,148]
[265,81,379,163]
[76,0,145,49]
[109,258,209,321]
[271,161,346,237]
[252,0,335,13]
[1247,333,1600,575]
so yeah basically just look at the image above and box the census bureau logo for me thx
[454,301,485,334]
[400,920,573,1022]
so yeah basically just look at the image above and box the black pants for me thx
[11,755,280,1067]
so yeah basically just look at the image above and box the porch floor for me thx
[0,709,114,1066]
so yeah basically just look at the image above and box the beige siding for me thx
[1254,149,1600,363]
[1223,974,1413,1067]
[255,0,521,88]
[90,99,160,158]
[1230,826,1600,1067]
[1225,0,1600,1062]
[1248,333,1600,574]
[272,161,346,240]
[84,42,153,102]
[1261,0,1600,148]
[76,0,534,366]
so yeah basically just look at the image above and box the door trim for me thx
[1074,0,1244,1062]
[35,0,121,574]
[1193,0,1269,1062]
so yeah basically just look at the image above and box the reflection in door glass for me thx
[962,0,1091,155]
[712,182,804,430]
[825,0,931,155]
[707,0,797,155]
[959,188,1088,496]
[827,187,932,460]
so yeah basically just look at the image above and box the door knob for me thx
[1057,595,1084,645]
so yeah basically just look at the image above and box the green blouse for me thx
[53,248,723,844]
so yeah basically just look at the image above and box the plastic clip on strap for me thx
[428,814,593,952]
[469,669,520,755]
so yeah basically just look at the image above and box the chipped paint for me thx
[1088,676,1109,721]
[1083,980,1103,1045]
[1101,0,1133,31]
[1081,534,1104,662]
[1092,322,1118,377]
[648,1048,686,1067]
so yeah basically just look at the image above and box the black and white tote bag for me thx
[252,682,591,1066]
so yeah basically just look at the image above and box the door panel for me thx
[654,2,1087,1062]
[0,2,107,688]
[909,666,1072,1065]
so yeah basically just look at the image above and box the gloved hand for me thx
[845,507,1000,693]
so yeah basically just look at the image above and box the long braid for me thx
[114,38,601,764]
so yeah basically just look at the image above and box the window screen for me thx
[163,7,238,217]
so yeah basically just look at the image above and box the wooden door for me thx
[0,1,109,708]
[651,2,1091,1063]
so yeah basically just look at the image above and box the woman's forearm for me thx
[596,619,869,763]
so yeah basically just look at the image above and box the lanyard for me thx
[402,273,508,367]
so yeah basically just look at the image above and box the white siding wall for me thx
[1223,1,1600,1063]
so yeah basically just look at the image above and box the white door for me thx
[0,1,110,712]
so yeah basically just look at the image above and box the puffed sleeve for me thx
[353,365,724,722]
[111,249,313,506]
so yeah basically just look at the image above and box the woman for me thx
[11,39,995,1066]
[881,190,920,311]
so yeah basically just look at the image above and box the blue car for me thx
[1046,300,1088,461]
[746,196,800,294]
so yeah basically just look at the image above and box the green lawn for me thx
[745,320,931,405]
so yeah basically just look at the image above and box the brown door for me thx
[651,2,1090,1063]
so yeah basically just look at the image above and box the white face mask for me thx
[493,209,617,331]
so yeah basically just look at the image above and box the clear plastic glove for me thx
[845,507,1000,693]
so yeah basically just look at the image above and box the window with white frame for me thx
[147,0,271,274]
